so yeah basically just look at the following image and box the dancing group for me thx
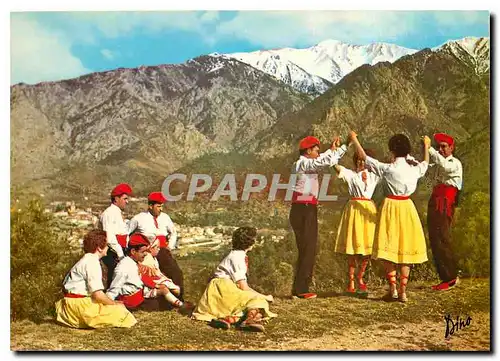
[290,130,463,303]
[54,129,462,333]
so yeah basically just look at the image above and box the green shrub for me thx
[11,199,81,322]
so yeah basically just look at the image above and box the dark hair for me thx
[232,227,257,250]
[388,134,412,157]
[353,148,376,164]
[83,229,108,253]
[148,201,162,206]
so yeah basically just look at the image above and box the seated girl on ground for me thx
[192,227,277,332]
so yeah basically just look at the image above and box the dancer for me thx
[333,149,380,297]
[351,131,430,302]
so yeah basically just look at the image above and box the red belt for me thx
[351,197,372,201]
[64,293,86,298]
[116,234,128,248]
[156,235,169,248]
[117,289,144,308]
[292,191,318,205]
[387,195,410,200]
[431,184,458,217]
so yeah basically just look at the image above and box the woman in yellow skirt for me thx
[351,131,431,302]
[54,230,137,328]
[192,227,277,332]
[333,149,380,296]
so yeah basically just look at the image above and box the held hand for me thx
[423,135,431,149]
[331,136,341,150]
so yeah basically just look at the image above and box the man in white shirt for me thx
[289,134,349,299]
[99,183,133,288]
[106,233,186,311]
[128,192,185,301]
[427,133,463,291]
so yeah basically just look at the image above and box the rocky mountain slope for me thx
[11,55,310,197]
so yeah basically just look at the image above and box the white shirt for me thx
[213,250,248,282]
[429,147,463,190]
[337,166,380,199]
[106,256,154,299]
[128,211,178,249]
[99,203,129,258]
[365,156,429,196]
[62,253,104,296]
[292,145,348,198]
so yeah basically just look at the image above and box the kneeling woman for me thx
[55,230,137,329]
[192,227,277,332]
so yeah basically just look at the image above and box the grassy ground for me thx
[11,278,490,351]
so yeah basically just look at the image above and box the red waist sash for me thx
[156,235,169,248]
[292,191,318,205]
[117,289,144,308]
[431,184,458,217]
[64,293,86,298]
[116,234,128,248]
[387,195,410,200]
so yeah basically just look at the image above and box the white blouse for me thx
[213,250,248,282]
[337,166,380,199]
[365,156,428,196]
[62,253,104,296]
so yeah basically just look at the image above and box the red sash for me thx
[351,197,371,201]
[64,293,86,298]
[116,234,128,248]
[118,289,144,308]
[431,184,458,217]
[156,235,169,248]
[387,195,410,200]
[292,191,318,205]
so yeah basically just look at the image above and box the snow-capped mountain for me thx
[221,40,418,96]
[433,37,490,75]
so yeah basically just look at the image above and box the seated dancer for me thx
[138,238,181,297]
[54,230,137,329]
[351,131,430,303]
[333,148,380,297]
[192,227,277,332]
[106,233,189,312]
[128,192,184,300]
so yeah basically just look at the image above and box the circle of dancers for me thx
[54,130,463,332]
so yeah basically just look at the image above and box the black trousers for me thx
[289,203,319,295]
[129,297,171,312]
[427,199,458,283]
[156,247,185,301]
[101,248,121,289]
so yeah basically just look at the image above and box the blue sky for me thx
[10,11,490,85]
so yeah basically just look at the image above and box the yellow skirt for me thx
[334,199,377,255]
[372,198,428,264]
[54,297,137,329]
[192,278,277,322]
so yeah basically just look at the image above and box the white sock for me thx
[165,292,183,307]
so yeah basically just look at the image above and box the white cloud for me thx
[100,48,115,60]
[214,11,418,48]
[10,15,92,85]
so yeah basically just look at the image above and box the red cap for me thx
[110,183,133,197]
[299,136,320,150]
[434,133,454,147]
[128,233,150,248]
[148,192,166,204]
